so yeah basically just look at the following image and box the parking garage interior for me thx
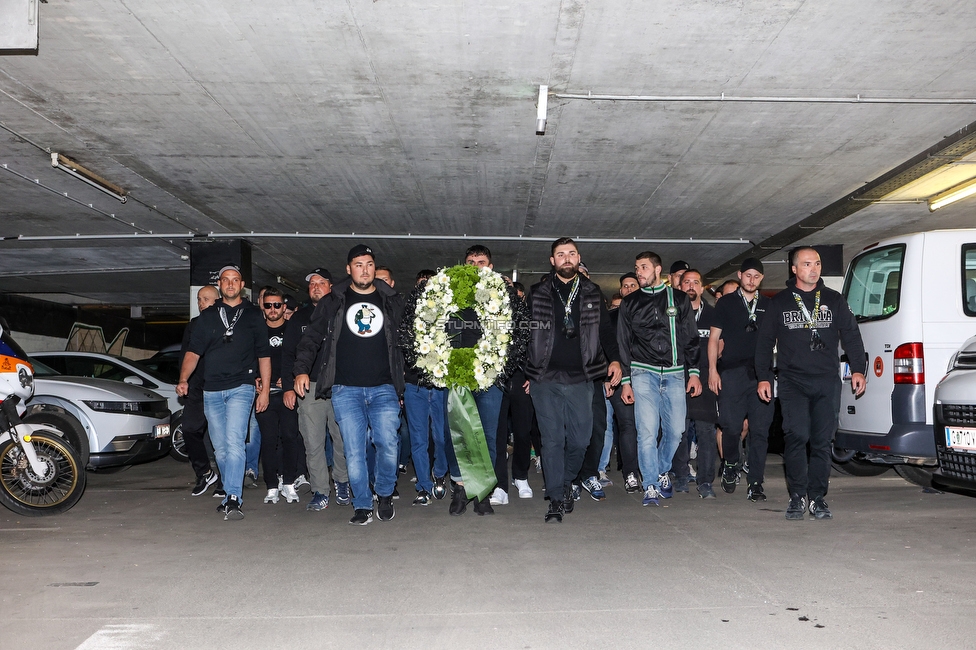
[3,2,976,648]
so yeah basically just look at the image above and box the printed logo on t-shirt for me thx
[782,305,832,330]
[698,328,711,339]
[269,335,283,348]
[346,302,384,337]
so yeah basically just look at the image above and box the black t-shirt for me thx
[712,289,770,372]
[687,301,719,422]
[187,300,270,391]
[334,288,392,387]
[547,276,585,380]
[266,322,287,389]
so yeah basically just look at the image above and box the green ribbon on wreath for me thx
[446,386,496,501]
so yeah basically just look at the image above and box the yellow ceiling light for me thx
[928,177,976,211]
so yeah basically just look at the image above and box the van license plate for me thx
[841,363,851,381]
[946,427,976,452]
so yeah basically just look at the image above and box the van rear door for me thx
[839,243,909,435]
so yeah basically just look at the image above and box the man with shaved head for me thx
[179,284,222,498]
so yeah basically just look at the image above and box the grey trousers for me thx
[297,382,348,493]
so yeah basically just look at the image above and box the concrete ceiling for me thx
[2,0,976,316]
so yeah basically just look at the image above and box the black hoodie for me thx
[755,278,866,383]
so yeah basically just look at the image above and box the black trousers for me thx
[718,366,774,486]
[577,381,609,482]
[608,387,640,478]
[672,419,718,485]
[530,380,593,502]
[497,370,538,488]
[779,373,841,500]
[181,390,212,480]
[255,392,302,488]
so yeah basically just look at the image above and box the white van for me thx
[834,229,976,486]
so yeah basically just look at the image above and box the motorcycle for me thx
[0,320,86,516]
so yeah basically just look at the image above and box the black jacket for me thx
[293,279,406,398]
[526,273,619,383]
[617,283,701,383]
[281,303,320,394]
[755,277,866,383]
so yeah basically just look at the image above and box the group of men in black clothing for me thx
[176,239,866,524]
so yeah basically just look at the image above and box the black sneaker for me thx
[377,495,396,521]
[223,495,244,521]
[349,508,373,525]
[747,483,766,502]
[449,483,468,516]
[786,494,807,520]
[191,470,218,497]
[544,500,563,523]
[721,463,737,494]
[562,495,575,515]
[432,476,447,500]
[809,497,832,520]
[412,490,432,506]
[473,496,494,516]
[398,464,408,475]
[212,487,226,499]
[392,487,400,500]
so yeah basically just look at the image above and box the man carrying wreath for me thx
[526,238,622,523]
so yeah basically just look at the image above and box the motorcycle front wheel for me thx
[0,431,86,516]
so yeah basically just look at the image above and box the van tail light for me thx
[893,342,924,385]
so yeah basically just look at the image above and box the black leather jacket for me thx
[293,278,406,398]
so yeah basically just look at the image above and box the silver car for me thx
[26,358,171,470]
[30,351,185,462]
[932,334,976,495]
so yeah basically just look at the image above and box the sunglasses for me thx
[263,302,283,309]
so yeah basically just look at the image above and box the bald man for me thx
[180,285,222,497]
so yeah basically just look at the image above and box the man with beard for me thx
[177,265,271,521]
[256,287,303,504]
[670,269,719,497]
[526,238,621,523]
[294,245,405,526]
[756,247,866,520]
[283,269,350,511]
[618,251,701,507]
[708,258,774,501]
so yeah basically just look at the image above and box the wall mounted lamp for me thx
[928,177,976,211]
[51,152,127,203]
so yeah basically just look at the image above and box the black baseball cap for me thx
[669,260,690,274]
[347,244,374,263]
[740,258,765,274]
[619,272,639,285]
[305,268,333,282]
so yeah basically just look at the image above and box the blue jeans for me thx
[203,384,256,503]
[599,397,614,473]
[331,384,401,510]
[246,409,261,476]
[403,383,447,492]
[444,385,502,482]
[631,368,687,490]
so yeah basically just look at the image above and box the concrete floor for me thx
[2,456,975,650]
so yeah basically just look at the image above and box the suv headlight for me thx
[84,400,144,413]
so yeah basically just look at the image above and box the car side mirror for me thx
[123,375,144,386]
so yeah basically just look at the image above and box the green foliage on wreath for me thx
[447,348,478,391]
[447,264,479,308]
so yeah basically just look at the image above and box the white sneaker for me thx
[293,474,310,491]
[280,483,300,503]
[513,478,533,499]
[489,486,509,506]
[598,471,613,487]
[263,488,279,504]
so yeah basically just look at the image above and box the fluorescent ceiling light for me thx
[536,85,548,135]
[928,177,976,211]
[51,152,127,203]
